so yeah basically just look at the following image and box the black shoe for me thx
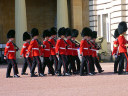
[38,73,45,77]
[55,71,58,74]
[114,71,118,74]
[99,70,104,73]
[73,72,77,75]
[14,75,20,78]
[21,73,28,75]
[80,74,87,76]
[64,73,70,76]
[58,73,62,76]
[6,76,13,78]
[93,72,97,74]
[88,73,94,76]
[118,72,126,75]
[31,74,38,77]
[34,72,37,74]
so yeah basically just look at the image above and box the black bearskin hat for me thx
[31,28,39,37]
[65,28,72,37]
[7,30,15,39]
[23,32,31,41]
[81,27,92,37]
[42,30,51,38]
[114,29,119,39]
[92,31,97,39]
[58,27,66,37]
[72,29,79,37]
[118,21,127,34]
[50,27,57,35]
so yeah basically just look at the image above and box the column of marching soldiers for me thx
[4,21,128,78]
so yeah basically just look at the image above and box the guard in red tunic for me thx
[4,30,20,78]
[80,27,94,76]
[41,30,55,76]
[112,29,121,73]
[20,32,32,75]
[55,27,70,76]
[118,21,128,75]
[48,27,58,74]
[91,31,104,73]
[65,28,76,75]
[26,28,44,77]
[71,29,80,74]
[87,31,95,74]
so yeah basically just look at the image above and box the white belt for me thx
[60,47,66,49]
[44,49,50,51]
[91,49,97,51]
[72,48,77,50]
[32,48,39,50]
[83,48,88,50]
[52,47,55,49]
[8,51,15,52]
[67,48,72,50]
[26,50,28,51]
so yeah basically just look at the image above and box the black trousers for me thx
[93,57,102,72]
[31,56,43,74]
[67,55,76,73]
[119,53,128,74]
[58,55,69,74]
[50,55,58,72]
[21,57,32,73]
[42,57,55,74]
[73,56,80,71]
[80,56,91,75]
[6,59,19,76]
[89,55,95,73]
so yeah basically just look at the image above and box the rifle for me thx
[12,42,19,51]
[70,39,80,47]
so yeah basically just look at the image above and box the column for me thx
[57,0,69,29]
[15,0,27,58]
[71,0,83,41]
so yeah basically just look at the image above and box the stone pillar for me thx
[15,0,27,58]
[57,0,69,29]
[71,0,84,41]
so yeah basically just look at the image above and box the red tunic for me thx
[4,41,16,59]
[80,39,89,56]
[66,39,73,56]
[118,35,128,53]
[41,40,51,57]
[72,41,79,56]
[112,39,120,56]
[48,37,56,55]
[88,40,93,56]
[55,38,67,55]
[20,42,32,58]
[26,39,41,57]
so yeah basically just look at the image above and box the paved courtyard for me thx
[0,63,128,96]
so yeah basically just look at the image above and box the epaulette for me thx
[49,37,53,39]
[7,41,11,43]
[58,38,61,40]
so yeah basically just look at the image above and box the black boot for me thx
[14,75,20,78]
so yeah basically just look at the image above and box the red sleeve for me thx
[112,41,118,55]
[4,43,10,57]
[20,43,26,56]
[55,39,60,54]
[80,40,84,55]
